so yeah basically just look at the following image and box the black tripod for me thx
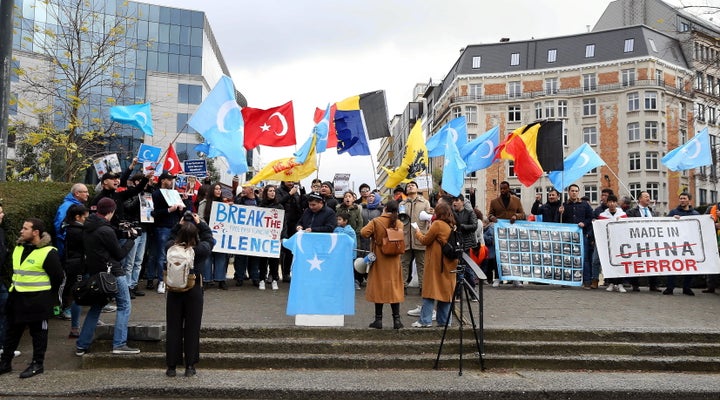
[433,253,485,375]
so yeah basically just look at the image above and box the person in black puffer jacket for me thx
[61,204,89,339]
[75,198,139,356]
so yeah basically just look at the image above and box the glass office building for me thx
[10,0,245,179]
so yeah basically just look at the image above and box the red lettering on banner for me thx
[622,259,698,274]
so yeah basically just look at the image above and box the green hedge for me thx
[0,182,77,244]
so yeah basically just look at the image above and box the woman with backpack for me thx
[410,202,457,328]
[164,214,213,377]
[360,200,405,330]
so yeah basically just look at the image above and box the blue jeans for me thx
[0,282,7,348]
[419,298,452,326]
[77,275,132,350]
[151,227,172,282]
[202,252,228,282]
[123,231,147,288]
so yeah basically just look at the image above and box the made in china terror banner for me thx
[593,216,720,278]
[494,220,585,286]
[209,202,285,258]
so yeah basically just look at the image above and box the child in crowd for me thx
[334,213,357,260]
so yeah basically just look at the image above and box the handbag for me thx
[72,263,118,306]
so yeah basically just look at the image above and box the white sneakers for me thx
[406,306,436,320]
[411,321,432,328]
[492,279,500,288]
[606,283,627,293]
[0,349,21,357]
[259,281,266,290]
[606,284,615,292]
[271,280,278,291]
[157,281,166,294]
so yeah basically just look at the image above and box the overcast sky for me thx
[147,0,688,190]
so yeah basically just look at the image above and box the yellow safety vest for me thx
[11,246,53,292]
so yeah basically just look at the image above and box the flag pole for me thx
[606,166,636,202]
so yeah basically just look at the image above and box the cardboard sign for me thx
[208,203,285,258]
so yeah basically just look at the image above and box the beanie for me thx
[96,197,117,216]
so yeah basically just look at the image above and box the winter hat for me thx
[96,197,117,216]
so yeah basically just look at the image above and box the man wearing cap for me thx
[76,198,139,356]
[296,192,337,233]
[148,171,187,294]
[320,181,338,211]
[0,218,63,378]
[89,171,149,227]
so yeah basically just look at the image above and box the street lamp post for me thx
[0,0,15,181]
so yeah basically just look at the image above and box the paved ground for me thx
[0,274,719,398]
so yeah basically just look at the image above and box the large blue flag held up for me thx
[548,143,606,190]
[441,134,467,196]
[110,103,154,136]
[283,232,355,316]
[188,75,248,175]
[662,127,713,171]
[426,116,468,157]
[460,125,499,173]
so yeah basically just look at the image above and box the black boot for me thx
[392,314,404,330]
[19,361,43,379]
[369,314,382,329]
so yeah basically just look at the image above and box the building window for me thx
[10,60,19,82]
[557,100,567,118]
[510,53,520,66]
[680,102,687,120]
[708,75,716,95]
[452,106,462,119]
[656,69,664,85]
[644,121,658,140]
[648,38,658,52]
[585,185,598,203]
[646,151,659,170]
[585,44,595,58]
[696,72,705,91]
[508,160,516,177]
[630,183,642,200]
[680,21,690,32]
[583,98,597,116]
[547,49,557,63]
[563,127,568,147]
[646,183,659,203]
[544,101,555,118]
[465,105,478,123]
[469,83,482,99]
[178,84,202,104]
[622,69,636,87]
[709,106,717,125]
[545,77,558,95]
[644,92,658,110]
[582,73,597,92]
[508,105,521,122]
[624,38,635,53]
[583,126,597,145]
[472,56,482,69]
[535,102,543,119]
[697,104,706,122]
[680,128,687,143]
[628,92,640,111]
[508,81,521,98]
[629,152,641,171]
[676,76,684,90]
[628,122,640,141]
[176,113,197,134]
[699,189,708,205]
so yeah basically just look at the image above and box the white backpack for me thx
[164,244,196,292]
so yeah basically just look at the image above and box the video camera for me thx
[118,221,142,239]
[182,210,195,223]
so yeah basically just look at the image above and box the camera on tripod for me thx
[118,221,141,239]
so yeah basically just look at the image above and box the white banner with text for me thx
[209,202,285,258]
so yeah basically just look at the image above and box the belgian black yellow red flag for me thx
[495,120,563,187]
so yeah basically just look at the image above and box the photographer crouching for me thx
[164,211,213,377]
[75,198,140,356]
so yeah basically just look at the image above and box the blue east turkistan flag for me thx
[334,110,371,156]
[548,143,605,190]
[460,125,499,173]
[137,144,162,163]
[110,103,154,136]
[662,127,713,171]
[441,134,467,197]
[313,104,331,154]
[283,232,355,315]
[187,76,248,175]
[426,116,468,157]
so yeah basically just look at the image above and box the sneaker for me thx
[68,328,80,338]
[101,304,117,313]
[617,285,627,293]
[411,321,432,328]
[271,280,278,291]
[75,348,87,356]
[259,281,266,290]
[58,309,72,320]
[131,288,145,297]
[513,281,523,288]
[606,284,615,292]
[407,305,422,316]
[112,345,141,355]
[492,279,500,288]
[157,281,166,294]
[354,280,361,290]
[0,349,21,357]
[96,320,106,327]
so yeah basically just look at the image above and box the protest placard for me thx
[209,202,285,258]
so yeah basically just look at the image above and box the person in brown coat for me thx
[488,181,525,222]
[360,200,405,329]
[411,203,457,328]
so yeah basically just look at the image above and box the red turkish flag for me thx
[163,143,183,175]
[314,104,338,149]
[242,101,296,150]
